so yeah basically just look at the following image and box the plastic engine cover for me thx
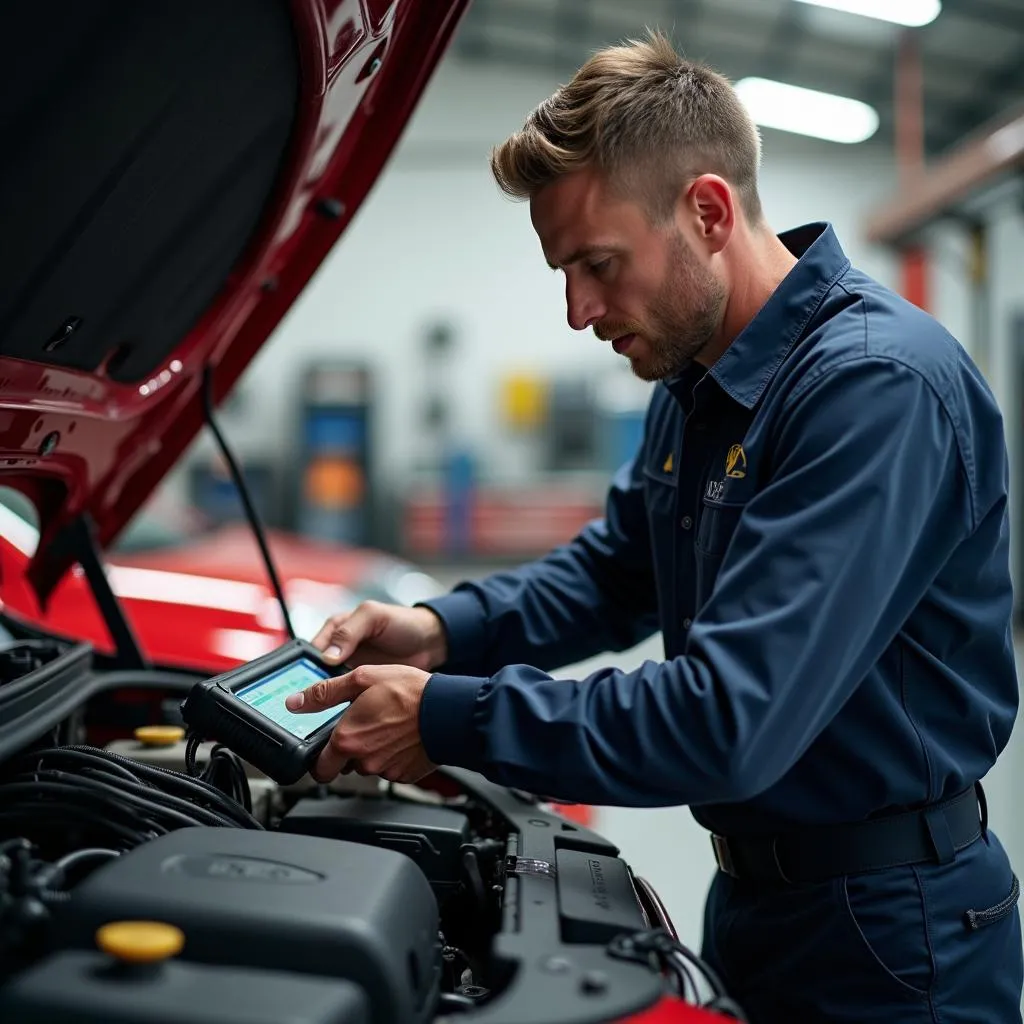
[55,828,440,1024]
[0,950,369,1024]
[280,795,471,887]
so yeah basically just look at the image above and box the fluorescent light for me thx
[735,78,879,144]
[793,0,941,28]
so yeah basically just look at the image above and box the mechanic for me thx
[285,31,1023,1023]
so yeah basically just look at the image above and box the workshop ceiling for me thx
[452,0,1024,155]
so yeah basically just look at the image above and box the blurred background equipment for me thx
[293,362,374,547]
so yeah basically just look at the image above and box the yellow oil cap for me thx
[96,921,185,963]
[133,725,185,747]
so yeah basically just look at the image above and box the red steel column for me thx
[895,30,930,311]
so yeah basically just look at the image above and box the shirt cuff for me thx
[417,589,490,673]
[419,672,486,772]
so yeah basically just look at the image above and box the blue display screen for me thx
[235,658,347,740]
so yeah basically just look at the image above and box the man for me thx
[284,32,1023,1023]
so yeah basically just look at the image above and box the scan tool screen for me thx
[235,658,347,739]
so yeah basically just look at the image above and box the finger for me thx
[285,666,375,712]
[311,603,382,665]
[311,611,354,661]
[312,727,362,783]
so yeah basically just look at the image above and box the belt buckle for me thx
[711,834,738,877]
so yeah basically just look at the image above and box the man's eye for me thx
[589,258,612,276]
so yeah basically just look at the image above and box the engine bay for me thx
[0,622,738,1024]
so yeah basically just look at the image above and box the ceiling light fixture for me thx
[734,78,880,144]
[792,0,942,28]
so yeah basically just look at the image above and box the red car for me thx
[0,490,445,673]
[0,3,738,1023]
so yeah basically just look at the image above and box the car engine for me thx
[0,628,745,1024]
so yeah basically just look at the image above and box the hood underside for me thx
[0,0,468,602]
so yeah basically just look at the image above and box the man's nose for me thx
[565,278,605,332]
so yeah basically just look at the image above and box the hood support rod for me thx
[72,514,146,670]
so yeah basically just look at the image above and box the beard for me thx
[597,232,726,382]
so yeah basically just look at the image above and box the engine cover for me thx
[54,827,440,1024]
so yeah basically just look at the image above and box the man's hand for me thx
[285,665,436,784]
[311,602,448,671]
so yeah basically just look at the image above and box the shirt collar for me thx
[670,222,851,409]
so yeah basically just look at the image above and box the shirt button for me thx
[682,618,693,630]
[681,515,693,530]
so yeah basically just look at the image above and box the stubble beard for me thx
[631,235,726,382]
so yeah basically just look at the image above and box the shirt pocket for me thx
[695,498,746,606]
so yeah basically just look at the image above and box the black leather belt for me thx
[710,784,986,885]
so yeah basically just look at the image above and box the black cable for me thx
[0,806,150,848]
[202,745,252,814]
[87,670,204,692]
[666,953,698,1004]
[22,745,261,829]
[24,770,233,830]
[633,874,679,940]
[185,732,202,777]
[22,748,140,785]
[607,928,749,1023]
[0,779,197,833]
[53,847,119,875]
[201,364,295,641]
[21,747,263,830]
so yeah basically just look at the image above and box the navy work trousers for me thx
[701,830,1023,1022]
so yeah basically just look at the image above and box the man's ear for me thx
[678,174,734,255]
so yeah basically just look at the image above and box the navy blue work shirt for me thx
[418,223,1019,834]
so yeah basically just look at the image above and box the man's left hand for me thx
[284,665,436,784]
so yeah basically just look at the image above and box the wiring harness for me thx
[608,929,749,1022]
[0,745,262,852]
[184,733,253,815]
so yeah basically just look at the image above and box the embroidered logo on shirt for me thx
[726,444,747,479]
[663,452,674,473]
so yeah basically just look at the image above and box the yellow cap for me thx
[96,921,185,963]
[133,725,185,747]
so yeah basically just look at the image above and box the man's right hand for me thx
[310,602,448,672]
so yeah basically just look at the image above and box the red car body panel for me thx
[0,511,402,673]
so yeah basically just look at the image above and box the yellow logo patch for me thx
[663,452,674,473]
[725,444,747,479]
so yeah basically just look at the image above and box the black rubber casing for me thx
[54,828,440,1024]
[179,639,344,785]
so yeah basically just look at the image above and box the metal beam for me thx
[864,104,1024,244]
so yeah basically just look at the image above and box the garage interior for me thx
[8,0,1023,969]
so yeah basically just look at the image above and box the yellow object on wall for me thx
[500,373,548,431]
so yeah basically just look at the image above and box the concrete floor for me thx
[429,564,1024,953]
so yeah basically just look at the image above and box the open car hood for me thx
[0,0,468,603]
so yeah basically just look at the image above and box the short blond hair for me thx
[491,30,763,224]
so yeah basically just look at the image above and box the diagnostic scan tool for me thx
[180,639,348,784]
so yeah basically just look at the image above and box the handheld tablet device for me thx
[179,639,349,785]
